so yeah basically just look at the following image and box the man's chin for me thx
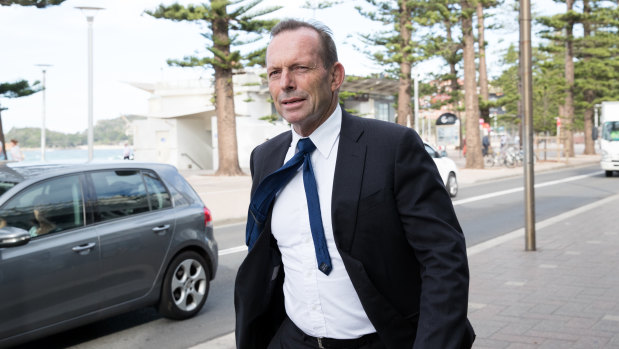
[280,113,307,126]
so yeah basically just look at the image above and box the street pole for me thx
[520,0,536,251]
[76,6,104,161]
[35,64,52,161]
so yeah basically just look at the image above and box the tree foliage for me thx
[356,0,428,127]
[0,80,41,98]
[537,0,619,155]
[5,116,133,148]
[146,0,281,175]
[0,80,42,159]
[0,0,65,7]
[423,0,463,111]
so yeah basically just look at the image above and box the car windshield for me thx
[0,163,70,199]
[603,121,619,141]
[0,166,24,198]
[0,181,17,197]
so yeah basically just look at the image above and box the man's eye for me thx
[294,66,310,72]
[268,71,281,79]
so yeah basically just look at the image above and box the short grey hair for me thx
[270,19,338,69]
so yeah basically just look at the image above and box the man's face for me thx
[266,27,343,136]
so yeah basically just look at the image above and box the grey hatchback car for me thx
[0,161,218,347]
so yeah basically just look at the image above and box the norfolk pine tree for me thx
[538,0,579,157]
[147,1,280,176]
[461,0,483,168]
[539,0,619,155]
[423,0,464,148]
[476,0,500,124]
[0,0,64,7]
[356,0,426,128]
[574,0,619,154]
[0,81,41,159]
[0,0,65,159]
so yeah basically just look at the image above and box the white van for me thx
[600,101,619,177]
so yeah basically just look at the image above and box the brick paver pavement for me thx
[467,193,619,348]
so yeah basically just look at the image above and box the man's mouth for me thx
[282,97,304,105]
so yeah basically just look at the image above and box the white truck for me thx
[600,101,619,177]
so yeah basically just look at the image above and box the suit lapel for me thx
[259,132,292,181]
[332,111,366,252]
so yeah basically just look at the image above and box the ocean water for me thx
[19,148,124,163]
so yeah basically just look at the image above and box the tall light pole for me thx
[35,64,52,161]
[520,0,536,251]
[76,6,104,161]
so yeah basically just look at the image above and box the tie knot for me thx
[297,138,316,155]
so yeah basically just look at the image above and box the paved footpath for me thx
[186,154,619,348]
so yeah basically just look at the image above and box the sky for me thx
[0,0,557,134]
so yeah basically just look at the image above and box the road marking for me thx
[467,193,619,256]
[603,315,619,322]
[217,173,612,258]
[452,172,599,206]
[219,245,247,256]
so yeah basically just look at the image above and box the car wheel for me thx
[606,170,614,177]
[447,173,458,198]
[159,251,210,320]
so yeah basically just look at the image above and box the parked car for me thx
[0,161,218,347]
[424,143,459,197]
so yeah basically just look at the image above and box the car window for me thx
[424,144,438,158]
[142,171,172,210]
[91,170,150,222]
[0,175,84,237]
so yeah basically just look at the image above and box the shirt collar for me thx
[291,105,342,159]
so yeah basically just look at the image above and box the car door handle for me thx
[152,224,171,234]
[72,242,96,254]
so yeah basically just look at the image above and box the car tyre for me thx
[606,170,613,177]
[159,251,210,320]
[447,173,458,198]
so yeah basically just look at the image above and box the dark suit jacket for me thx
[234,111,475,348]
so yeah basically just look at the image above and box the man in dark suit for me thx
[235,19,474,349]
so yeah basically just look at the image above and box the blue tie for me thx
[246,138,333,275]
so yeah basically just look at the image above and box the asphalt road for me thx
[14,164,618,349]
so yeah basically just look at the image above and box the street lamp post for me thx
[35,64,52,161]
[75,6,104,161]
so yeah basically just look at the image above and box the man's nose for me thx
[280,69,295,90]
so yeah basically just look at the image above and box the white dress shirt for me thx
[271,105,376,339]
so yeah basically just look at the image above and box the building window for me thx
[375,100,392,122]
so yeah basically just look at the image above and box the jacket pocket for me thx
[358,189,386,212]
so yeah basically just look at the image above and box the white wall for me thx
[176,116,213,170]
[212,116,289,170]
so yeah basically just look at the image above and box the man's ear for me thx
[330,62,345,91]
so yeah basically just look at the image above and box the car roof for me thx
[0,161,176,185]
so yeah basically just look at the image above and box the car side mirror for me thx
[0,226,31,248]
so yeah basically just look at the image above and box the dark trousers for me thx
[267,316,385,349]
